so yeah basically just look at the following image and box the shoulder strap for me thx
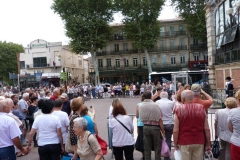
[87,133,91,146]
[114,117,132,135]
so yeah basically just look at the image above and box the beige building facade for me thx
[205,0,240,89]
[95,18,208,84]
[19,39,88,88]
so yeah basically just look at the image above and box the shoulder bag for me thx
[114,117,132,135]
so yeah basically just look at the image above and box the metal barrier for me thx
[107,112,217,152]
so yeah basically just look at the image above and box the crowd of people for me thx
[0,76,240,160]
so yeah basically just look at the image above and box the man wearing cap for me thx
[61,93,71,116]
[191,84,213,111]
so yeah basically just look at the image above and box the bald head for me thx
[160,92,168,99]
[181,90,193,103]
[0,99,9,113]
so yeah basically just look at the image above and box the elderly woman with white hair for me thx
[72,117,103,160]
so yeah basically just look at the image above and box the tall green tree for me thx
[170,0,206,41]
[115,0,166,73]
[0,41,24,84]
[52,0,114,85]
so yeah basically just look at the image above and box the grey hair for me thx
[53,88,59,93]
[22,93,29,98]
[192,91,200,96]
[73,117,88,130]
[5,98,13,105]
[160,92,168,99]
[112,98,121,106]
[181,90,193,102]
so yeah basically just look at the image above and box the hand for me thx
[205,145,212,152]
[174,145,179,151]
[21,147,29,155]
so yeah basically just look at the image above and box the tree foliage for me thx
[114,0,166,73]
[0,41,24,83]
[170,0,206,41]
[51,0,114,84]
[115,0,165,50]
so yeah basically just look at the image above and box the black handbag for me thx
[212,139,220,158]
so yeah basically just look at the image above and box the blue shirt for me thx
[82,115,95,134]
[137,102,144,126]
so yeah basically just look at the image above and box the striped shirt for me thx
[227,107,240,147]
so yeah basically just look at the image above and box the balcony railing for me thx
[26,63,61,68]
[159,31,187,37]
[109,35,126,41]
[97,45,188,56]
[98,63,188,72]
[190,43,207,50]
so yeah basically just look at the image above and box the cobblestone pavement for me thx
[18,96,218,160]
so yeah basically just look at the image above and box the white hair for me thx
[192,91,200,96]
[53,88,59,93]
[160,92,168,99]
[73,117,88,130]
[0,96,5,100]
[22,93,29,98]
[181,90,193,102]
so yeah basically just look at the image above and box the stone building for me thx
[205,0,240,89]
[18,39,88,88]
[95,18,208,84]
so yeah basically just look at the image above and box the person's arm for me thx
[228,122,233,133]
[93,120,99,135]
[57,128,64,153]
[136,105,139,118]
[173,114,179,150]
[27,128,37,149]
[159,118,165,137]
[201,89,213,102]
[12,136,29,155]
[95,149,103,160]
[204,116,211,151]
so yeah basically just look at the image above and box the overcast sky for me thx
[0,0,177,47]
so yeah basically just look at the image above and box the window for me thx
[78,59,82,66]
[98,59,103,67]
[124,59,129,67]
[115,59,120,67]
[193,39,198,45]
[204,52,208,60]
[123,43,128,52]
[133,58,138,66]
[180,55,185,64]
[143,57,147,66]
[106,58,111,67]
[179,25,185,35]
[152,55,157,64]
[170,26,175,36]
[160,40,166,50]
[171,55,176,65]
[170,39,175,50]
[20,61,25,69]
[114,44,119,52]
[33,57,47,67]
[82,74,84,83]
[160,27,165,37]
[194,52,199,61]
[179,38,185,49]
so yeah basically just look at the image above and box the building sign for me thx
[30,39,47,48]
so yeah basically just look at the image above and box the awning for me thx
[41,73,60,78]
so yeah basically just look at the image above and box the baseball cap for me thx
[61,93,68,99]
[191,84,201,92]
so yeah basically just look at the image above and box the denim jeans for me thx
[0,145,16,160]
[38,143,61,160]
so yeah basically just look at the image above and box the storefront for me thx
[41,73,60,87]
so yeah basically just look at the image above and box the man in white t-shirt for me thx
[52,99,69,145]
[0,99,29,159]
